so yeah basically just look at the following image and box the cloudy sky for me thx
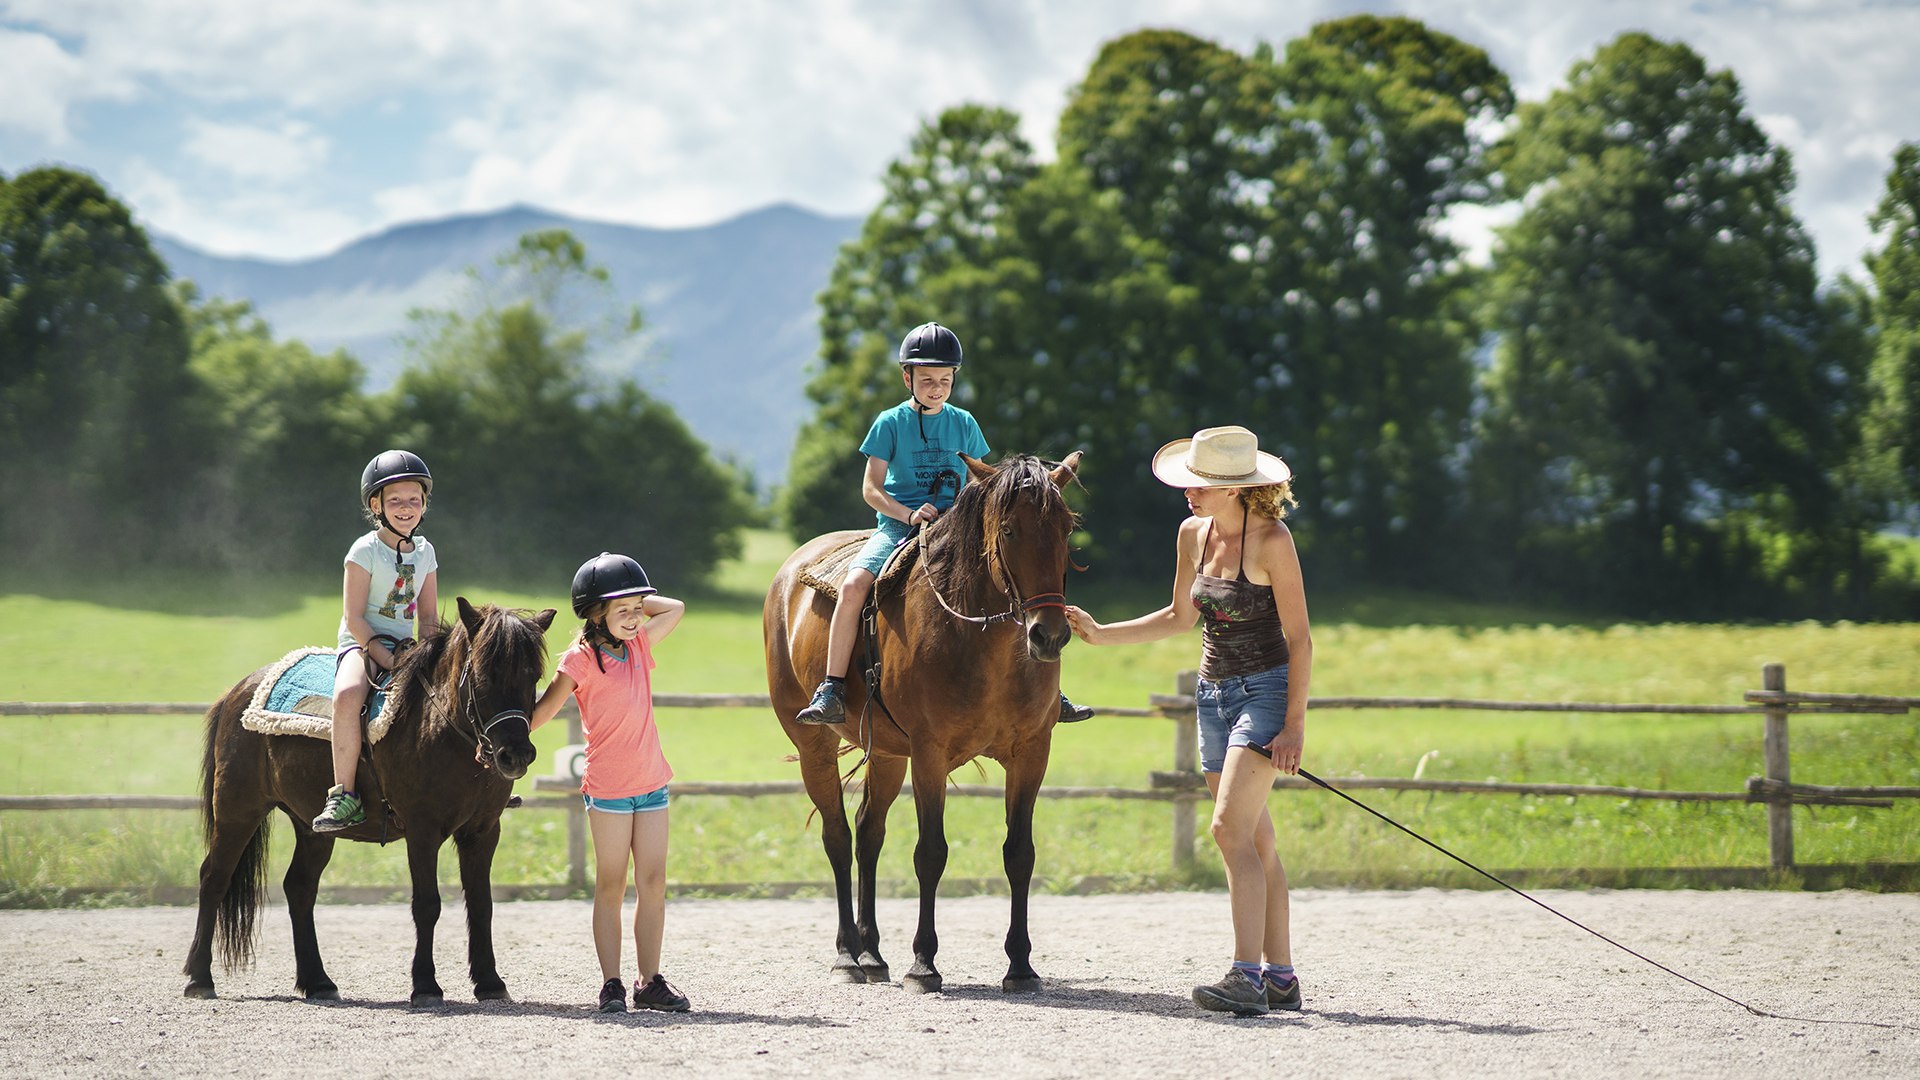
[2,0,1915,278]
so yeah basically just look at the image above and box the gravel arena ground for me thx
[2,888,1915,1079]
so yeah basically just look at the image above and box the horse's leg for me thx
[405,827,448,1006]
[283,823,340,999]
[182,814,269,998]
[793,736,866,982]
[903,751,951,994]
[455,821,509,1001]
[1000,748,1049,993]
[853,754,908,983]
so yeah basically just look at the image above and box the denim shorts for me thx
[582,785,670,814]
[1195,664,1290,773]
[850,517,916,577]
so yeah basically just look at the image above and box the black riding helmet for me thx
[898,321,963,367]
[570,552,657,619]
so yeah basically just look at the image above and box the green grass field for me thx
[2,530,1916,903]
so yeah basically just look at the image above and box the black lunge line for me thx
[1297,768,1906,1030]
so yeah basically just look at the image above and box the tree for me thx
[1264,17,1513,580]
[784,105,1041,541]
[176,283,377,567]
[1862,143,1920,527]
[1476,33,1862,612]
[391,229,751,585]
[0,167,198,561]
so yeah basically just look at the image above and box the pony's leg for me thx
[999,749,1050,993]
[283,825,340,999]
[853,755,908,982]
[405,827,449,1006]
[183,815,269,998]
[792,735,866,982]
[903,751,951,994]
[455,821,509,1001]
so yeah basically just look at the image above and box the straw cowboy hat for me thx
[1151,425,1293,488]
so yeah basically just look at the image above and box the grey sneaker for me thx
[1192,968,1269,1016]
[597,977,627,1013]
[311,785,364,833]
[633,973,690,1012]
[1264,972,1302,1011]
[795,680,846,725]
[1058,695,1095,723]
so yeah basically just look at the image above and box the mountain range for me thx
[153,203,863,487]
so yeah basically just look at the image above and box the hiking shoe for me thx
[311,785,365,833]
[597,977,627,1013]
[1264,973,1302,1011]
[1192,968,1269,1016]
[795,680,846,725]
[633,973,690,1012]
[1058,695,1095,723]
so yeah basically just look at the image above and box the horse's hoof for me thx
[183,982,216,1000]
[410,992,444,1008]
[304,986,340,1001]
[475,986,512,1002]
[860,962,891,984]
[830,961,868,984]
[1002,975,1043,994]
[901,971,943,995]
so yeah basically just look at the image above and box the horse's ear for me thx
[533,608,557,631]
[1049,450,1084,488]
[961,453,996,482]
[457,596,482,635]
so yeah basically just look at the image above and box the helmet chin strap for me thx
[374,502,420,570]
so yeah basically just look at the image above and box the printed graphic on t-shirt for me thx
[378,562,418,621]
[910,444,965,503]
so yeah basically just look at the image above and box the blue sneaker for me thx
[795,680,846,725]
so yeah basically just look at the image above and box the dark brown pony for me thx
[764,451,1083,993]
[183,598,555,1005]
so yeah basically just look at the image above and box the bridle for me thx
[456,661,531,769]
[919,485,1068,628]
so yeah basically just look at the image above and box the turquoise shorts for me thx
[582,786,669,814]
[850,517,916,577]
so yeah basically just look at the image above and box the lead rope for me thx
[1297,768,1909,1029]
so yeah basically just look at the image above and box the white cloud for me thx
[5,0,1916,274]
[182,117,329,182]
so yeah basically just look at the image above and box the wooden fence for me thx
[3,663,1915,888]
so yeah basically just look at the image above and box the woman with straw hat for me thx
[1066,425,1312,1017]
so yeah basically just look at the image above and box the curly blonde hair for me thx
[1237,481,1296,521]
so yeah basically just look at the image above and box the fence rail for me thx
[2,663,1913,886]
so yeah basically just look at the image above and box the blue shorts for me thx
[1195,664,1290,773]
[850,517,916,577]
[582,786,670,814]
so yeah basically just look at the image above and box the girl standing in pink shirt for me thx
[532,552,689,1013]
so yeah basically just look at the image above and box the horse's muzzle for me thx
[1025,613,1071,662]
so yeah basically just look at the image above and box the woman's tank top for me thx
[1189,509,1290,680]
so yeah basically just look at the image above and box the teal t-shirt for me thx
[859,399,990,523]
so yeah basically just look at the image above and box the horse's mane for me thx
[923,454,1076,596]
[382,605,549,745]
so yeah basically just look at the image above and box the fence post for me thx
[1172,670,1198,873]
[567,713,587,889]
[1762,663,1793,869]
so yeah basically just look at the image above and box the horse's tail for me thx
[198,689,269,972]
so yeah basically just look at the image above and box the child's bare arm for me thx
[641,595,686,646]
[530,671,577,733]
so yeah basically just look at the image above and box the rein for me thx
[918,539,1065,627]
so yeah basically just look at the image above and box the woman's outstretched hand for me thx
[1064,605,1101,644]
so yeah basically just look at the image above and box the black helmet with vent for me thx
[898,322,964,368]
[360,450,433,504]
[570,552,656,618]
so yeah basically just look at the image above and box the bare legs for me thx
[1206,746,1291,968]
[821,569,875,680]
[328,650,371,790]
[588,806,671,982]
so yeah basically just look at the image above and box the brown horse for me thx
[764,451,1083,993]
[182,598,554,1004]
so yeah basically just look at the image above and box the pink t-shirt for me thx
[556,633,673,799]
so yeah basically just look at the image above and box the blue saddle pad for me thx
[260,650,387,721]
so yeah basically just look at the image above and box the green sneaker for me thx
[312,785,364,833]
